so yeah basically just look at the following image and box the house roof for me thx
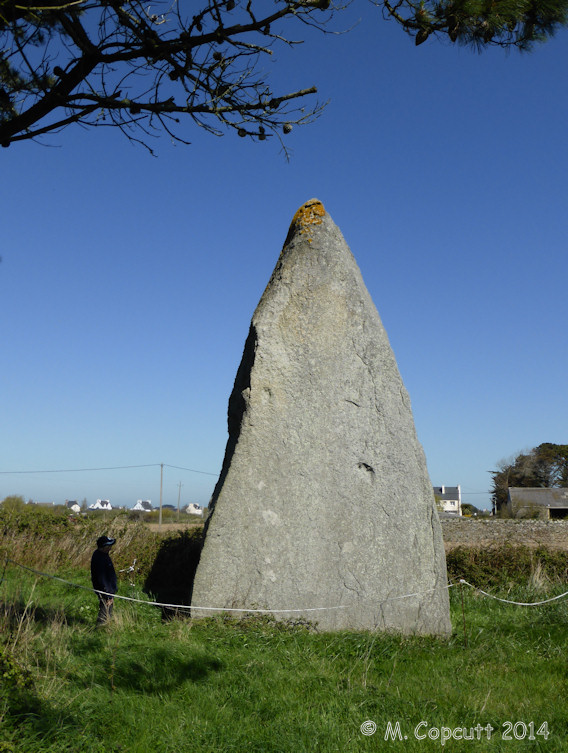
[508,487,568,509]
[433,486,461,501]
[133,500,153,511]
[89,499,112,509]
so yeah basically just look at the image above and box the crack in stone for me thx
[352,338,382,424]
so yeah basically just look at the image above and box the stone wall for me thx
[441,518,568,550]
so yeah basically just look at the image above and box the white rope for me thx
[9,560,568,613]
[6,559,453,614]
[118,559,136,573]
[370,583,456,604]
[459,579,568,606]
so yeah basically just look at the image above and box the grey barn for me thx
[507,487,568,519]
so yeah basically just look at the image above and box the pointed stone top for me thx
[284,198,326,246]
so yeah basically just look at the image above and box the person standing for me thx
[91,535,117,626]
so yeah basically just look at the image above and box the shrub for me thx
[0,643,39,716]
[446,544,568,588]
[0,496,26,513]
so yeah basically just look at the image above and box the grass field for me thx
[1,552,567,753]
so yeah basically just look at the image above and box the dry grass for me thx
[0,508,199,583]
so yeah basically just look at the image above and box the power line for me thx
[0,463,219,477]
[0,463,161,474]
[164,464,218,477]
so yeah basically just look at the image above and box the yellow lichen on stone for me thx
[281,199,326,250]
[289,199,325,235]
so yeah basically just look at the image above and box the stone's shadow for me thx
[0,600,89,627]
[143,529,204,619]
[111,650,223,693]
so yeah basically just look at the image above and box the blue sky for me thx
[2,4,567,511]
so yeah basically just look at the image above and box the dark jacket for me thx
[91,549,117,595]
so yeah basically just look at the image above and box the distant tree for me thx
[434,493,444,513]
[533,442,568,486]
[461,503,481,516]
[1,0,567,152]
[1,494,26,512]
[491,443,568,514]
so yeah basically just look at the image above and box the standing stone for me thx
[191,199,451,634]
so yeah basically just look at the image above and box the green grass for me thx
[1,561,567,753]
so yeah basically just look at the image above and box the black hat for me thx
[97,535,116,548]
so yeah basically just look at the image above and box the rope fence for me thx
[4,558,455,613]
[3,558,568,616]
[458,578,568,606]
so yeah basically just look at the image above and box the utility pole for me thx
[177,481,183,521]
[159,463,163,530]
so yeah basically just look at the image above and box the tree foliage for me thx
[1,494,27,512]
[1,0,567,151]
[380,0,568,49]
[461,502,483,515]
[491,443,568,513]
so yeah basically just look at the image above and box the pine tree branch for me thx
[0,0,331,148]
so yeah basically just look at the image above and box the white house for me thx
[65,500,81,514]
[89,499,112,511]
[433,486,462,516]
[186,503,204,517]
[132,499,153,512]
